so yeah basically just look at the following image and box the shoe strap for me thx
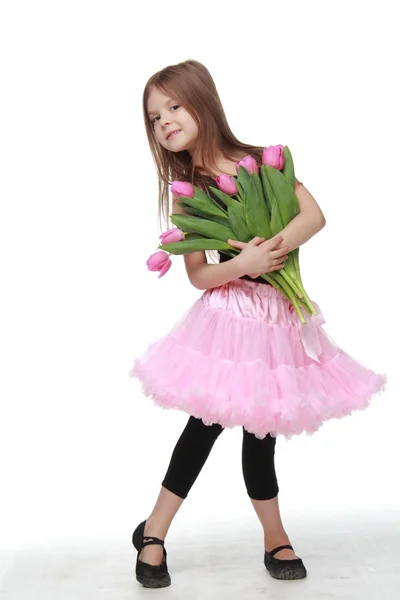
[142,536,165,548]
[269,544,294,558]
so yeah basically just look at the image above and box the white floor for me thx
[1,509,399,599]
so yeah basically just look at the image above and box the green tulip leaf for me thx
[236,165,251,196]
[244,175,271,238]
[159,238,235,254]
[227,203,253,242]
[208,186,240,208]
[170,214,237,241]
[282,145,295,187]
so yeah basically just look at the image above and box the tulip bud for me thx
[236,155,259,175]
[215,174,239,196]
[262,145,285,170]
[159,227,185,243]
[171,181,195,198]
[146,250,172,278]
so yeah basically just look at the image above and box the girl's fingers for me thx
[253,237,265,245]
[271,247,290,258]
[227,239,247,249]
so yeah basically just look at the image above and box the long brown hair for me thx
[142,59,266,234]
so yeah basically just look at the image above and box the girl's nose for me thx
[161,112,172,127]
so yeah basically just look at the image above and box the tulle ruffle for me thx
[129,279,387,439]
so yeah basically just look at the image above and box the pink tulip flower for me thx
[159,227,185,243]
[262,145,285,170]
[171,181,195,198]
[146,250,172,278]
[215,174,239,196]
[236,155,259,175]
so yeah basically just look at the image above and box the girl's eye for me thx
[151,104,180,125]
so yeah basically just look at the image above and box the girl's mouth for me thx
[167,130,181,140]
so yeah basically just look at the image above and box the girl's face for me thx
[147,86,199,154]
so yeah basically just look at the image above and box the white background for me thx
[0,0,398,566]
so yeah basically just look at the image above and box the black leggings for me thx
[161,416,279,501]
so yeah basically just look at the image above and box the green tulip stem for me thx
[259,273,287,298]
[273,272,306,324]
[280,268,304,298]
[289,275,317,316]
[299,297,313,317]
[293,252,301,282]
[291,295,306,324]
[287,253,317,316]
[283,253,316,316]
[281,253,303,297]
[299,289,318,316]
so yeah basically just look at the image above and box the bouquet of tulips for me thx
[147,145,317,324]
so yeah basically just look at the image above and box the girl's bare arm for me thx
[276,179,326,250]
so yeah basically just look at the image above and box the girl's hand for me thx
[227,236,290,278]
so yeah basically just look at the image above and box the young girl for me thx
[128,59,387,589]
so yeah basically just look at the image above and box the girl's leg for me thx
[140,416,224,565]
[241,427,297,560]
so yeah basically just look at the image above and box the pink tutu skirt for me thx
[129,279,387,439]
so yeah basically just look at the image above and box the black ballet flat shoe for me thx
[132,520,171,588]
[264,544,307,580]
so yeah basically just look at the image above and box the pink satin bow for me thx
[290,301,326,363]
